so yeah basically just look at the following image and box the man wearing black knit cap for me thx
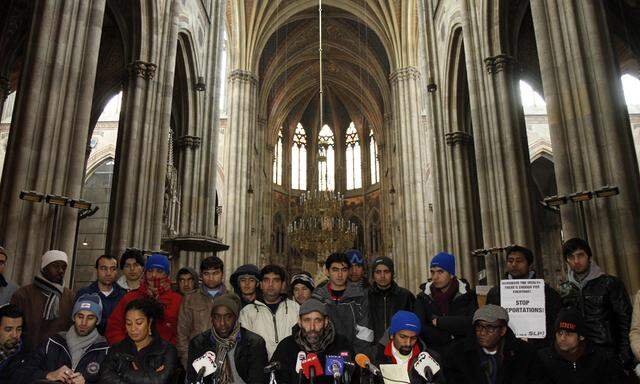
[229,264,261,307]
[291,272,315,305]
[368,256,415,342]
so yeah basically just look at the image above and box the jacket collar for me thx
[423,278,467,297]
[383,340,421,369]
[371,281,398,294]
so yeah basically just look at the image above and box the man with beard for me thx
[0,304,26,381]
[186,293,268,384]
[106,253,183,345]
[271,298,357,384]
[15,293,109,384]
[11,250,74,351]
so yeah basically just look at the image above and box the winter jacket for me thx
[10,283,74,352]
[14,332,109,384]
[374,337,445,384]
[186,327,268,384]
[75,281,127,335]
[105,288,182,345]
[177,287,227,366]
[313,282,374,355]
[415,278,477,354]
[486,273,562,349]
[0,277,18,306]
[443,328,547,384]
[270,328,358,384]
[538,342,625,384]
[558,263,633,368]
[99,336,178,384]
[0,342,27,383]
[239,296,299,358]
[368,281,416,342]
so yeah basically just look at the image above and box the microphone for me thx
[325,355,345,379]
[413,351,441,381]
[295,351,307,374]
[355,353,381,376]
[264,361,281,373]
[301,353,324,380]
[196,367,206,383]
[192,351,218,379]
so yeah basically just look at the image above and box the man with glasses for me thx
[75,254,126,334]
[443,304,546,384]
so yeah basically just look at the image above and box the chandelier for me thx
[286,0,357,262]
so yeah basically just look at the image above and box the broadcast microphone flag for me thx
[325,355,345,378]
[192,351,218,378]
[301,353,324,379]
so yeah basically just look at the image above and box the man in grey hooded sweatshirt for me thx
[559,237,634,373]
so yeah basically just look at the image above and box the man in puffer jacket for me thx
[415,252,477,355]
[313,252,374,355]
[15,293,109,384]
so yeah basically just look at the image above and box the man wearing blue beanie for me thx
[374,310,445,383]
[414,251,478,355]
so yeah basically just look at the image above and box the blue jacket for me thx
[75,281,126,334]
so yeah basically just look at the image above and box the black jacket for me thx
[99,336,178,384]
[368,282,416,342]
[14,332,109,384]
[415,279,478,353]
[558,271,634,368]
[186,328,268,384]
[0,343,28,383]
[270,330,358,384]
[443,329,547,384]
[537,342,625,384]
[486,275,562,349]
[374,338,445,384]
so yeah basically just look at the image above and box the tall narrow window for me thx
[273,128,283,185]
[318,124,335,191]
[291,123,307,190]
[370,130,380,184]
[346,122,362,190]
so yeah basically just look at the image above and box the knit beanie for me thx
[371,256,394,276]
[73,293,103,324]
[212,293,242,318]
[555,309,584,335]
[346,249,364,266]
[291,273,315,291]
[430,252,456,276]
[389,310,421,336]
[145,253,170,275]
[299,298,327,316]
[41,250,68,270]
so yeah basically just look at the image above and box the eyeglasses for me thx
[474,324,503,334]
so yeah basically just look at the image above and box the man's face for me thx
[566,249,590,274]
[261,272,284,302]
[474,320,507,351]
[238,276,258,296]
[201,268,223,290]
[349,264,365,283]
[327,262,349,288]
[555,330,581,353]
[391,330,418,356]
[145,268,167,281]
[43,261,67,284]
[430,267,452,289]
[97,257,118,287]
[293,284,312,305]
[0,253,7,275]
[177,273,195,294]
[506,252,530,279]
[0,316,22,349]
[299,312,328,344]
[74,310,98,337]
[212,306,236,338]
[123,258,143,281]
[373,265,393,288]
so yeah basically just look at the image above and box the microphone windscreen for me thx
[355,353,370,369]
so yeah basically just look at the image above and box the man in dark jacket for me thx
[374,311,445,384]
[415,252,478,354]
[314,252,374,355]
[271,298,358,384]
[538,308,625,383]
[443,305,547,384]
[486,245,561,349]
[558,237,634,370]
[186,293,268,384]
[229,263,261,307]
[75,254,126,334]
[368,256,415,343]
[0,304,27,382]
[15,293,109,384]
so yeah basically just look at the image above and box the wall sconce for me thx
[19,190,44,202]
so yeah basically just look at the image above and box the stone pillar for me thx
[389,67,430,288]
[531,0,640,291]
[0,77,10,119]
[219,69,258,278]
[0,0,106,285]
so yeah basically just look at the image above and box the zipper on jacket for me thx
[573,362,576,371]
[272,312,279,343]
[383,296,388,331]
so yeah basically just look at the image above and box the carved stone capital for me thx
[176,135,202,149]
[127,61,157,80]
[484,54,516,74]
[229,69,258,85]
[389,67,421,84]
[445,131,473,146]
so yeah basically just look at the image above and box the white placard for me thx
[380,364,410,384]
[500,279,546,339]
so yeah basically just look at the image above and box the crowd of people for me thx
[0,238,638,383]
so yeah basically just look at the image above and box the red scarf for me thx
[430,277,459,315]
[384,341,421,371]
[139,275,172,299]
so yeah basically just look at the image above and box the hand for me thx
[45,365,74,382]
[69,372,85,384]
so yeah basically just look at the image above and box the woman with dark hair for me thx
[99,298,178,383]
